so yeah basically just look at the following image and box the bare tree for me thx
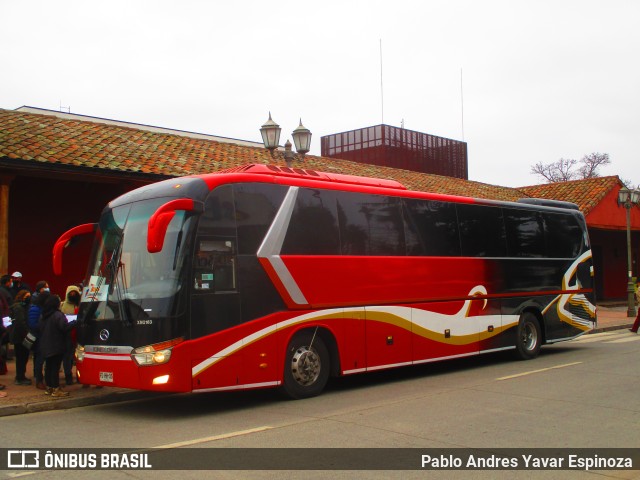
[578,152,610,178]
[530,152,611,183]
[620,178,640,190]
[530,158,578,182]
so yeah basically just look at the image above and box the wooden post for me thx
[0,175,13,274]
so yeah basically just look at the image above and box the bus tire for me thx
[281,331,330,399]
[514,312,542,360]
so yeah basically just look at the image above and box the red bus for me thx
[53,164,596,398]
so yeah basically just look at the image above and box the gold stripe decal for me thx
[547,250,596,331]
[192,286,517,377]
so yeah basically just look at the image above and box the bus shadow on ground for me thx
[96,344,580,420]
[326,342,582,393]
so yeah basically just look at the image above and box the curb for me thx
[590,323,634,334]
[0,390,162,418]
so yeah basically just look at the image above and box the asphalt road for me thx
[1,329,639,480]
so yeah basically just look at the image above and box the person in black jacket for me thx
[28,291,50,390]
[0,274,13,377]
[39,295,76,397]
[0,274,14,307]
[9,272,31,299]
[10,289,32,385]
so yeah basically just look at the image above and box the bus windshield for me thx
[80,197,194,322]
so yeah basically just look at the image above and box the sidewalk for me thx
[0,363,160,417]
[0,307,636,417]
[592,304,637,333]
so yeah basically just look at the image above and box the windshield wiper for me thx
[96,234,131,326]
[172,230,183,271]
[113,259,131,326]
[107,236,132,326]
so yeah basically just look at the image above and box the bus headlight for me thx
[132,348,172,366]
[131,337,183,366]
[75,345,85,362]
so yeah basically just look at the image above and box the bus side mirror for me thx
[53,223,98,275]
[147,199,203,253]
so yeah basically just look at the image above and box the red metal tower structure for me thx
[321,124,468,179]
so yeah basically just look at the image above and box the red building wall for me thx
[7,175,136,297]
[590,229,639,300]
[586,187,640,300]
[587,187,640,230]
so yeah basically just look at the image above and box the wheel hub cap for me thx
[522,324,537,350]
[291,346,321,386]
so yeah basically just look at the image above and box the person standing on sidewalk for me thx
[28,291,50,390]
[9,272,31,299]
[60,285,81,386]
[631,282,640,333]
[9,289,32,385]
[39,295,76,397]
[0,275,14,375]
[0,275,14,306]
[0,277,8,393]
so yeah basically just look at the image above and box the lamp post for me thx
[260,114,312,167]
[617,187,640,317]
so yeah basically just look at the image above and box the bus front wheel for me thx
[514,312,542,360]
[282,331,330,399]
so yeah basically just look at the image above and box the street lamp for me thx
[617,186,640,317]
[291,119,312,156]
[260,112,281,156]
[260,114,312,167]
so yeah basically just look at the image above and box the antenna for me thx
[380,39,384,124]
[59,101,70,113]
[460,68,465,141]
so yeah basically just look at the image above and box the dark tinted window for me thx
[403,199,460,256]
[504,209,545,257]
[543,212,584,258]
[457,204,507,257]
[282,188,340,255]
[234,183,287,254]
[198,184,236,237]
[337,192,405,255]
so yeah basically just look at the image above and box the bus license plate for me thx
[99,372,113,383]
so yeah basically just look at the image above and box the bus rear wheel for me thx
[514,312,542,360]
[282,331,330,399]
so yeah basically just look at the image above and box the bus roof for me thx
[110,164,582,217]
[208,164,408,190]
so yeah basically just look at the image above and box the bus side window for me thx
[457,204,507,257]
[403,198,460,256]
[504,209,545,258]
[543,212,583,258]
[336,191,405,256]
[281,188,340,255]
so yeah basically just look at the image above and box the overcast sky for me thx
[1,0,638,188]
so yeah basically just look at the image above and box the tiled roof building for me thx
[519,176,622,218]
[0,108,521,201]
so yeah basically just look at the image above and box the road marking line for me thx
[153,426,273,449]
[496,362,582,381]
[605,336,640,344]
[575,332,621,343]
